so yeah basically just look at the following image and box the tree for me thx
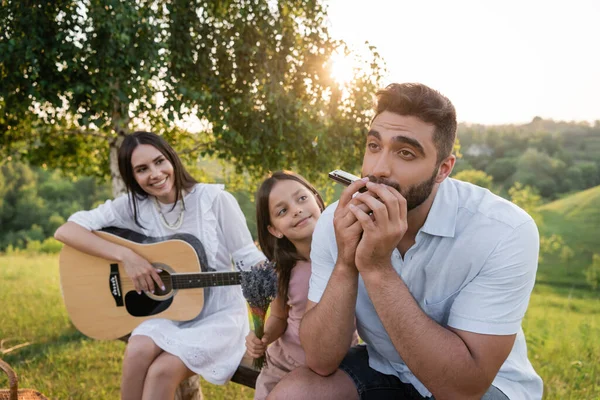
[508,182,543,226]
[0,166,5,214]
[484,157,516,184]
[0,161,111,250]
[585,254,600,290]
[453,169,493,190]
[576,162,599,188]
[1,2,385,397]
[1,0,385,197]
[513,148,567,198]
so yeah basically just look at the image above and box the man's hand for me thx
[349,181,408,271]
[333,177,370,270]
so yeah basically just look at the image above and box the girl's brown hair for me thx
[255,171,325,300]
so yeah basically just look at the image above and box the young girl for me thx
[247,171,356,399]
[54,131,265,400]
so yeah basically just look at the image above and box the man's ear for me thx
[267,225,282,239]
[436,154,456,183]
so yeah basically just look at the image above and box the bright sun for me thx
[329,51,356,86]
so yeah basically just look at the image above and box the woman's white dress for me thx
[68,184,265,384]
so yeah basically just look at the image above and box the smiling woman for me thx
[52,131,266,400]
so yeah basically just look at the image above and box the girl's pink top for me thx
[275,259,312,364]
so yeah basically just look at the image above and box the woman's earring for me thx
[277,234,283,238]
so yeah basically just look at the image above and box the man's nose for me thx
[371,152,392,178]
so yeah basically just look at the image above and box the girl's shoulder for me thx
[291,260,312,278]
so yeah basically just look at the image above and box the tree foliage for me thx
[508,182,543,226]
[457,119,600,199]
[453,169,493,190]
[585,254,600,290]
[1,0,385,196]
[0,161,111,251]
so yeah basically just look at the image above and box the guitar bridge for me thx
[110,263,124,307]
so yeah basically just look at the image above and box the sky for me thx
[325,0,600,125]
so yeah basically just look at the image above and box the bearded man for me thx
[270,83,542,400]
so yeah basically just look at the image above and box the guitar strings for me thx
[115,273,242,290]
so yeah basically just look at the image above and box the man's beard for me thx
[366,169,437,211]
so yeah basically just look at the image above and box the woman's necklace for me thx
[153,196,185,230]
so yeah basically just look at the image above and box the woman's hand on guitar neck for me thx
[122,249,165,294]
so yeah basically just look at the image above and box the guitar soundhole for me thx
[153,271,173,296]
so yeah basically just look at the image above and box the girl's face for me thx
[267,179,322,245]
[131,144,176,203]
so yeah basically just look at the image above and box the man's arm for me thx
[300,264,359,376]
[361,267,515,399]
[350,182,537,399]
[300,178,369,376]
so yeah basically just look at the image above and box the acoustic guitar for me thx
[59,228,241,340]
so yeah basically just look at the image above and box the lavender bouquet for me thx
[240,261,278,369]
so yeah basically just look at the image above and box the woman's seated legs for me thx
[142,351,196,400]
[121,335,163,400]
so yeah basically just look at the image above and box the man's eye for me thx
[399,150,415,159]
[367,143,379,150]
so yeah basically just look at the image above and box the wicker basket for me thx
[0,359,48,400]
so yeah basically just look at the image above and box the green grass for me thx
[0,255,254,399]
[536,185,600,288]
[524,283,600,399]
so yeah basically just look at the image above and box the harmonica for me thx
[328,170,368,193]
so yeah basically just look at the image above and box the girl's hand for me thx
[121,249,165,294]
[245,331,269,358]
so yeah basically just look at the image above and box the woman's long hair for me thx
[118,131,198,228]
[255,171,325,300]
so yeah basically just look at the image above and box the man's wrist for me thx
[334,259,359,279]
[358,260,395,282]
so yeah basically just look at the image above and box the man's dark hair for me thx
[373,83,457,163]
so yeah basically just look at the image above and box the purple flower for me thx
[240,261,278,309]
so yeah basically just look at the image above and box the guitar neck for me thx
[171,271,241,290]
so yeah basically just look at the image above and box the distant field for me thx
[537,185,600,287]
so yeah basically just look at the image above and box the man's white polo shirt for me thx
[308,178,543,399]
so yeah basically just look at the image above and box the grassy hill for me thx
[536,185,600,287]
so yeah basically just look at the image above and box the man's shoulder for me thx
[314,201,338,233]
[451,178,534,230]
[321,201,339,218]
[312,201,338,250]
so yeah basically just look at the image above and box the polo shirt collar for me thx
[419,178,458,238]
